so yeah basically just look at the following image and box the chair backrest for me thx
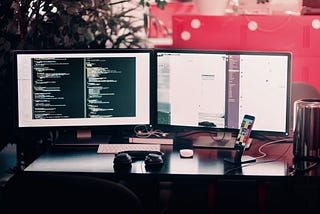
[1,172,144,214]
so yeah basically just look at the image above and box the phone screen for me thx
[235,114,255,146]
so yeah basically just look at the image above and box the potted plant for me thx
[0,0,167,163]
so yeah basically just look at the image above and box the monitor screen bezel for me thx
[13,48,155,133]
[154,49,292,137]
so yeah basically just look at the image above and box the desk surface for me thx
[25,141,289,180]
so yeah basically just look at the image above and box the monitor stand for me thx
[53,129,111,146]
[192,132,252,150]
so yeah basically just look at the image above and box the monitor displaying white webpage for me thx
[157,50,291,135]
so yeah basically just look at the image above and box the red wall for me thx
[172,15,320,92]
[148,2,195,38]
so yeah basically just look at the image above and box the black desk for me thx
[21,135,320,214]
[24,145,288,179]
[23,143,291,214]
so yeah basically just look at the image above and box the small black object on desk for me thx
[113,150,164,172]
[173,136,193,151]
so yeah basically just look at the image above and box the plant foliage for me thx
[0,0,167,149]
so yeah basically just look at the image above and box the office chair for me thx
[1,172,145,214]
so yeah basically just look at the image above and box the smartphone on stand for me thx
[225,114,256,164]
[235,114,255,149]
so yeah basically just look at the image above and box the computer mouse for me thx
[180,149,194,158]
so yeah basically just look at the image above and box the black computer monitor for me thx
[13,49,154,143]
[155,49,291,147]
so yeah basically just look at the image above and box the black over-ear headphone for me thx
[113,150,164,170]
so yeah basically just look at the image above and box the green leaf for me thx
[155,0,167,10]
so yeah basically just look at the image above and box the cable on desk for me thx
[224,139,292,175]
[133,125,169,138]
[288,152,320,176]
[288,162,320,176]
[255,138,293,159]
[208,131,226,142]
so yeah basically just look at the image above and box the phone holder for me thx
[224,143,256,165]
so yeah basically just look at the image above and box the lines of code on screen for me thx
[32,57,136,120]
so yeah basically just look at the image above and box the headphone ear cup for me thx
[113,151,164,171]
[145,153,163,168]
[113,153,132,170]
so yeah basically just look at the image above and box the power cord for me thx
[289,162,320,176]
[133,125,169,138]
[209,131,226,142]
[224,138,293,175]
[289,156,320,176]
[252,137,320,176]
[255,138,293,159]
